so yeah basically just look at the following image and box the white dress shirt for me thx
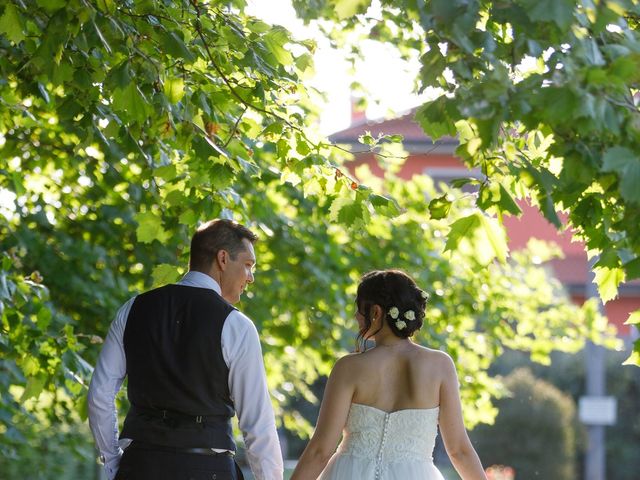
[88,271,283,480]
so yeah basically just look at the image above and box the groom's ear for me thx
[216,249,228,270]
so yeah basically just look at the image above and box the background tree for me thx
[488,348,640,480]
[471,368,578,480]
[293,0,640,366]
[0,0,622,475]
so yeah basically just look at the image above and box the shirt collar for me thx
[176,270,222,296]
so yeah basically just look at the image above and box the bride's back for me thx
[349,343,445,412]
[291,270,487,480]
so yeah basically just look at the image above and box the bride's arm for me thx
[438,354,488,480]
[290,355,356,480]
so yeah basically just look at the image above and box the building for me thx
[330,109,640,337]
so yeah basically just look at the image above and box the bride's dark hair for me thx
[355,270,428,352]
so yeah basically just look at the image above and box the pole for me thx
[584,259,606,480]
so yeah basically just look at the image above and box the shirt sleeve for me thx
[222,310,284,480]
[87,298,134,480]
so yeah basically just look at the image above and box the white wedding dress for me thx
[318,403,445,480]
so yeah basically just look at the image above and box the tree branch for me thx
[223,105,249,148]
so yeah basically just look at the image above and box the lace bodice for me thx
[337,403,439,464]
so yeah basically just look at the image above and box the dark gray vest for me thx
[120,284,236,449]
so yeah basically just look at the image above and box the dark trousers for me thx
[115,442,241,480]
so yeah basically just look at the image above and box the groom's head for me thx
[189,219,258,304]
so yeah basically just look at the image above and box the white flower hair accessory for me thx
[389,307,399,319]
[420,290,429,300]
[404,310,416,321]
[395,320,407,330]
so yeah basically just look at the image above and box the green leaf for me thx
[164,190,184,207]
[369,193,401,217]
[538,192,561,228]
[415,97,457,140]
[498,185,522,216]
[524,0,574,29]
[210,164,236,189]
[419,51,446,88]
[594,249,620,269]
[0,3,26,44]
[444,213,508,264]
[477,184,496,212]
[151,264,181,287]
[333,0,371,19]
[164,77,185,104]
[295,53,314,73]
[623,257,640,280]
[593,266,626,303]
[112,83,152,125]
[155,164,177,181]
[160,30,195,62]
[35,0,66,12]
[95,0,116,14]
[179,209,198,226]
[444,213,482,253]
[478,214,509,263]
[193,135,229,160]
[624,310,640,326]
[263,27,294,65]
[383,134,404,143]
[296,136,311,156]
[75,391,89,422]
[602,147,640,205]
[107,61,132,89]
[450,177,480,189]
[12,172,26,195]
[277,138,291,158]
[263,121,284,137]
[537,87,579,124]
[248,20,272,34]
[20,374,47,402]
[602,146,635,174]
[431,0,465,23]
[359,132,375,146]
[19,356,40,377]
[428,194,452,220]
[135,211,169,244]
[36,307,52,330]
[329,196,368,226]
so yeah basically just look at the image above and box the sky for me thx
[245,0,425,135]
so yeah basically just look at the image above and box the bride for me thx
[291,270,488,480]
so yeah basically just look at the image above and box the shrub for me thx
[471,368,577,480]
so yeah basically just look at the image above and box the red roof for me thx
[330,109,457,150]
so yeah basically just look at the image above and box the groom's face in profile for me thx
[220,238,256,304]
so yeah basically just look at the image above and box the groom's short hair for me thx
[189,219,257,271]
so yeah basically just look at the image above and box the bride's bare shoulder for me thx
[332,351,361,368]
[415,344,450,358]
[414,346,456,371]
[326,352,369,384]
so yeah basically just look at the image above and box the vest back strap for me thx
[130,405,231,425]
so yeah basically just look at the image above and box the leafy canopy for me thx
[0,0,624,472]
[294,0,640,365]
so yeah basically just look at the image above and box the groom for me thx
[88,219,283,480]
